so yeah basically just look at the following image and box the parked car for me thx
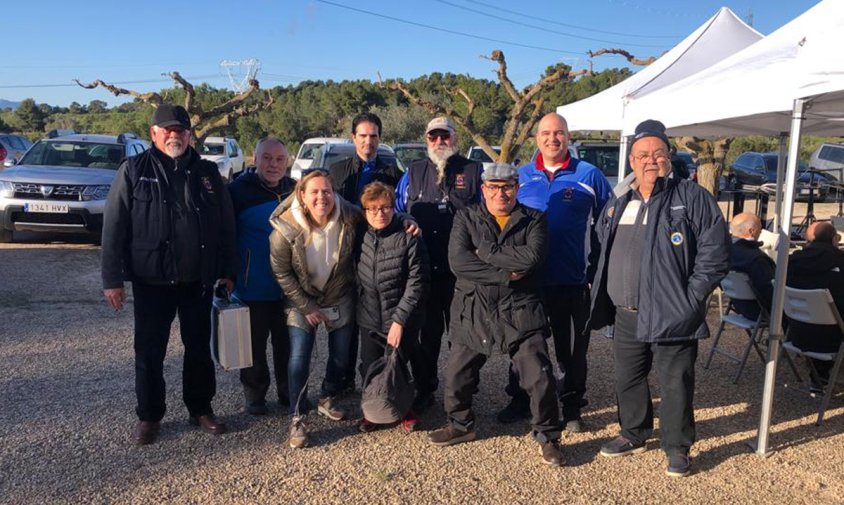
[467,145,501,171]
[673,151,698,180]
[199,136,245,180]
[0,132,149,243]
[730,151,836,201]
[809,142,844,173]
[291,137,350,179]
[1,134,33,167]
[532,140,622,186]
[310,143,399,175]
[393,143,426,171]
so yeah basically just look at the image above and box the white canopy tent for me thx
[619,0,844,456]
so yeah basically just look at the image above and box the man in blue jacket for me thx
[228,137,296,415]
[589,119,729,477]
[498,113,612,432]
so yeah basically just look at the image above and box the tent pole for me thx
[774,133,788,230]
[618,136,630,179]
[754,98,805,457]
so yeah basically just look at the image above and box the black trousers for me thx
[444,333,561,443]
[132,282,216,422]
[240,300,290,406]
[613,308,698,456]
[358,326,416,385]
[411,275,455,396]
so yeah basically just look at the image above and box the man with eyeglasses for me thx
[498,113,612,433]
[395,116,483,413]
[102,104,237,445]
[589,119,728,477]
[428,163,564,466]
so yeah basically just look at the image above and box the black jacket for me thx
[448,203,549,355]
[590,177,729,342]
[328,154,402,204]
[729,238,775,320]
[355,216,430,335]
[786,242,844,353]
[101,146,237,289]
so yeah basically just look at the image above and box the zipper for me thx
[243,248,251,288]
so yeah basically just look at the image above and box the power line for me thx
[313,0,583,55]
[460,0,682,39]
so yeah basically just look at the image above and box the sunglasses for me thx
[427,132,451,141]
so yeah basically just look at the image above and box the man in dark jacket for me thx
[787,221,844,390]
[427,163,564,467]
[589,120,729,477]
[729,212,775,321]
[228,137,296,415]
[102,104,237,445]
[395,116,483,412]
[328,112,403,204]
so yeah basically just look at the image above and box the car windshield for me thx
[469,148,500,163]
[19,141,124,170]
[298,144,322,160]
[764,157,808,172]
[395,146,427,166]
[576,146,619,178]
[200,143,225,156]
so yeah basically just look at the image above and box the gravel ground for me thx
[1,207,843,505]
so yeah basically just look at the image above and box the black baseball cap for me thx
[632,119,669,148]
[151,104,191,129]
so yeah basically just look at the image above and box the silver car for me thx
[0,133,149,243]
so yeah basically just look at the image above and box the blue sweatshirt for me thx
[518,156,612,286]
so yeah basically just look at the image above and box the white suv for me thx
[291,137,350,179]
[200,136,245,180]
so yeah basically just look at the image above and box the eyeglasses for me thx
[633,151,669,163]
[364,205,394,215]
[427,132,451,141]
[484,183,516,194]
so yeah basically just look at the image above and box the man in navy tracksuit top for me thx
[227,137,296,415]
[498,113,612,432]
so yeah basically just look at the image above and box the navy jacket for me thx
[590,177,729,342]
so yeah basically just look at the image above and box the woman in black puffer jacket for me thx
[355,182,430,432]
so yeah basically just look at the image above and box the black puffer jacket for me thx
[355,216,430,334]
[448,203,549,355]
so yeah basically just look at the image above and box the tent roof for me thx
[622,0,844,137]
[556,7,762,133]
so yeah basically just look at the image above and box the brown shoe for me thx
[189,415,228,435]
[541,440,565,466]
[132,421,160,445]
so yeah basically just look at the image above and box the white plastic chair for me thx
[782,287,844,426]
[704,271,768,383]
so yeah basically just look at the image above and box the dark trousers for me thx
[506,284,591,421]
[132,282,216,422]
[358,326,416,385]
[444,333,561,443]
[613,308,698,455]
[411,275,455,396]
[239,300,290,406]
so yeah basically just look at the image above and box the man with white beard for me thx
[395,116,483,412]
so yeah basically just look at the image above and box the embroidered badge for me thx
[607,206,615,218]
[138,176,159,183]
[671,232,684,246]
[455,174,466,189]
[563,187,574,201]
[200,176,214,192]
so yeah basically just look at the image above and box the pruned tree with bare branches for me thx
[75,72,273,144]
[381,49,590,164]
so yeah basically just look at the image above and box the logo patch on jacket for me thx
[200,176,214,192]
[455,174,466,189]
[563,187,574,201]
[671,232,684,246]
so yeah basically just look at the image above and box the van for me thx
[809,143,844,173]
[291,137,350,179]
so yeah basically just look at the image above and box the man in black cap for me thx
[589,119,728,477]
[102,104,237,445]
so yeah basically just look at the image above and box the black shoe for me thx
[428,425,476,447]
[247,401,269,416]
[540,440,564,466]
[599,436,647,457]
[412,392,435,414]
[496,398,531,424]
[666,453,691,477]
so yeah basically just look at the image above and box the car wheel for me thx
[0,228,12,243]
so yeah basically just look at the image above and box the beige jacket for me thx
[269,193,361,330]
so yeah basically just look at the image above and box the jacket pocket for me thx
[129,241,162,280]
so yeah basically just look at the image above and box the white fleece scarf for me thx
[290,195,342,292]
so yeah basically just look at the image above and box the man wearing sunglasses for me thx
[395,116,483,413]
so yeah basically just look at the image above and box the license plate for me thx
[23,202,69,213]
[799,189,811,195]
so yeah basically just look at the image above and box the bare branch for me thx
[514,98,544,147]
[194,90,274,144]
[166,71,195,112]
[74,79,163,104]
[588,48,656,66]
[483,50,520,103]
[203,78,261,118]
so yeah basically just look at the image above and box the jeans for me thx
[287,324,354,415]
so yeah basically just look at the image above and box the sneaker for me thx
[317,397,346,421]
[496,398,531,424]
[359,418,378,433]
[428,425,476,446]
[564,418,585,433]
[246,401,269,416]
[412,392,435,414]
[666,453,691,477]
[599,436,647,458]
[401,411,419,433]
[540,440,565,466]
[288,416,309,449]
[809,382,825,398]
